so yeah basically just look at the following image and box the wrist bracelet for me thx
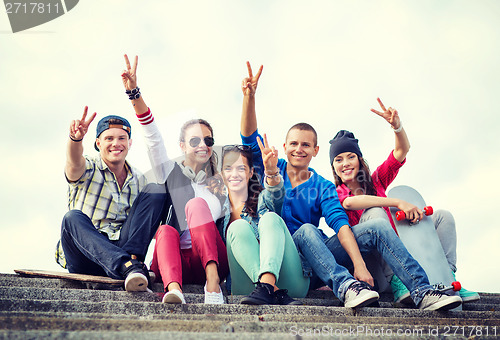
[69,134,83,142]
[392,122,403,133]
[125,87,141,100]
[264,171,280,180]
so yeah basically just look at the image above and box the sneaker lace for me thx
[349,281,372,294]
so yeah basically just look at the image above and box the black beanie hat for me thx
[329,130,363,165]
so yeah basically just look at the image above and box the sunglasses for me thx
[188,136,215,147]
[222,144,251,155]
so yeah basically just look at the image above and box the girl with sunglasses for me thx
[329,98,479,304]
[122,55,228,304]
[222,136,309,305]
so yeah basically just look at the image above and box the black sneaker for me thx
[121,259,150,292]
[275,289,303,305]
[241,282,276,305]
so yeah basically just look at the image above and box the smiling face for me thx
[222,151,253,195]
[283,128,319,170]
[180,123,213,170]
[95,128,131,167]
[332,151,360,184]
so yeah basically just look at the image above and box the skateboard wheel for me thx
[396,211,406,221]
[423,206,433,216]
[451,281,461,291]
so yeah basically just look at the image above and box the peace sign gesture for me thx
[257,133,279,175]
[121,54,138,91]
[370,97,401,130]
[69,106,96,141]
[241,61,263,97]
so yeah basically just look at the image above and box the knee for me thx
[294,223,319,239]
[433,209,455,225]
[360,207,389,223]
[155,224,179,243]
[185,197,209,215]
[226,220,253,243]
[258,211,283,227]
[61,210,87,231]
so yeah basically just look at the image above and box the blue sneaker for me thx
[390,275,413,305]
[453,272,480,302]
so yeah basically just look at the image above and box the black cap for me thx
[329,130,362,165]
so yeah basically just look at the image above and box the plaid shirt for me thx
[56,155,146,268]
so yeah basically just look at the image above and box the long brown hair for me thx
[332,155,377,196]
[222,145,263,217]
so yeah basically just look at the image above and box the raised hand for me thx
[241,61,263,97]
[257,133,278,174]
[371,97,401,130]
[69,106,96,141]
[121,54,138,91]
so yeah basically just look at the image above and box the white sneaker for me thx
[344,281,379,308]
[124,272,148,292]
[162,289,186,304]
[419,291,462,311]
[204,284,225,304]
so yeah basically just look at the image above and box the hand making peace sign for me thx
[257,133,279,174]
[370,97,401,130]
[241,61,263,97]
[69,106,96,141]
[121,54,138,91]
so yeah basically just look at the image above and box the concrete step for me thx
[1,273,499,338]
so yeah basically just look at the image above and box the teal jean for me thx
[226,212,309,298]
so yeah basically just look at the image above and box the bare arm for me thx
[337,225,374,287]
[371,97,410,163]
[65,106,96,182]
[343,195,423,223]
[240,61,263,137]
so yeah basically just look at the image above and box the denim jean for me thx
[61,183,168,279]
[293,213,434,306]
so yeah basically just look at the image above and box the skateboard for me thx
[386,185,462,310]
[15,269,124,290]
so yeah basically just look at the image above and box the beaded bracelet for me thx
[126,87,141,100]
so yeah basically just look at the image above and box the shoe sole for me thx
[124,273,148,292]
[395,292,414,305]
[345,292,380,308]
[422,296,462,311]
[163,294,183,304]
[461,294,480,303]
[240,297,271,305]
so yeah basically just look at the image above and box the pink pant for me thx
[150,197,229,291]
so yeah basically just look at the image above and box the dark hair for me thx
[180,119,223,196]
[332,155,377,196]
[222,145,263,217]
[286,122,318,146]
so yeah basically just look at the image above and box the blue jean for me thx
[293,215,434,306]
[61,183,168,279]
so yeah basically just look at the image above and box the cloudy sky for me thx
[1,0,499,293]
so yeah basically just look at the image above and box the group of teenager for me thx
[55,55,479,311]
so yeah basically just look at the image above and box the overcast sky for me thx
[1,0,499,293]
